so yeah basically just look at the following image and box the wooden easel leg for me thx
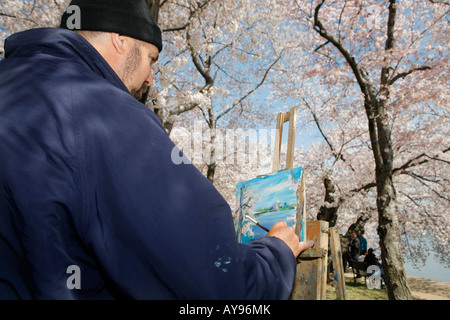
[330,227,346,300]
[289,220,329,300]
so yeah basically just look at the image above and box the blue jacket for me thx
[0,28,296,299]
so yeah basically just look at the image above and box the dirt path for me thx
[407,275,450,300]
[343,271,450,300]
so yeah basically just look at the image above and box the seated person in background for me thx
[364,248,385,283]
[364,248,381,267]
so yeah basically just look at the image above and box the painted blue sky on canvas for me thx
[236,167,303,211]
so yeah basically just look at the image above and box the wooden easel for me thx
[270,107,306,242]
[272,108,345,300]
[272,107,297,173]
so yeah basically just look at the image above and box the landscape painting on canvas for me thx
[234,167,305,244]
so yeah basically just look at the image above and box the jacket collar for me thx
[4,28,129,94]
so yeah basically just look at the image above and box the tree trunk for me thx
[367,99,412,300]
[316,175,339,227]
[205,119,217,184]
[312,0,413,299]
[146,0,160,24]
[369,0,411,299]
[344,211,371,239]
[376,170,412,300]
[206,162,216,184]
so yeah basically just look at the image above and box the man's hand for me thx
[267,221,314,257]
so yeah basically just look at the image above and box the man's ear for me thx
[110,33,130,55]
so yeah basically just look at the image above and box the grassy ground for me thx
[326,274,388,300]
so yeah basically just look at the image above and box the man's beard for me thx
[122,42,150,103]
[133,82,150,103]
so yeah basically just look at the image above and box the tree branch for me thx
[163,23,189,32]
[186,34,214,92]
[302,97,335,153]
[404,171,450,202]
[313,0,375,104]
[388,66,432,85]
[314,40,329,52]
[0,12,17,18]
[168,102,199,117]
[429,0,450,5]
[216,54,282,120]
[393,147,450,174]
[349,147,450,194]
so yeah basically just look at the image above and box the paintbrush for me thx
[245,215,270,233]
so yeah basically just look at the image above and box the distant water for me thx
[404,256,450,283]
[402,235,450,283]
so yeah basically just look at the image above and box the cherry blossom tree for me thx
[1,0,68,56]
[2,0,448,300]
[150,0,289,183]
[276,0,449,299]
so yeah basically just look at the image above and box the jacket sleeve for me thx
[243,237,297,299]
[74,92,296,299]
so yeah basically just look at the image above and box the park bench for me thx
[350,260,386,288]
[349,260,368,284]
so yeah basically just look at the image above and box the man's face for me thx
[121,39,159,101]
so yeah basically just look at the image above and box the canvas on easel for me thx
[234,107,306,244]
[234,167,305,243]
